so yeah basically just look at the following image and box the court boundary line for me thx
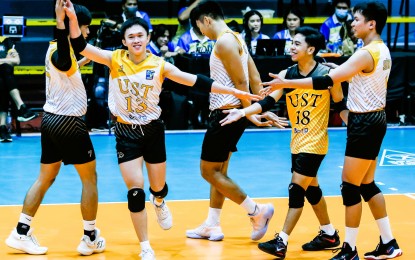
[1,193,413,208]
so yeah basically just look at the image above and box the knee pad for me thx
[288,183,306,208]
[127,188,145,212]
[360,181,381,202]
[341,182,361,206]
[305,185,323,205]
[149,183,168,199]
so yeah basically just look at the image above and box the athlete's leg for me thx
[308,177,330,226]
[74,160,98,221]
[119,157,147,242]
[22,162,62,216]
[146,161,166,204]
[208,153,231,209]
[361,159,386,219]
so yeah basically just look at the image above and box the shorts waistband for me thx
[349,108,385,114]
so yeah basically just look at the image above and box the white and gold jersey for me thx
[44,41,87,116]
[347,40,391,112]
[109,50,165,125]
[209,30,249,110]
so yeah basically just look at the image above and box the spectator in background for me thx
[147,24,178,63]
[172,0,203,45]
[177,8,215,55]
[241,10,269,55]
[320,0,359,53]
[0,37,38,143]
[273,8,304,55]
[108,0,153,33]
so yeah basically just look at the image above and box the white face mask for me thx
[335,8,349,19]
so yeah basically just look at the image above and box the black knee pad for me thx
[288,183,306,208]
[305,185,323,205]
[149,183,168,199]
[341,182,361,206]
[127,188,145,212]
[360,181,381,202]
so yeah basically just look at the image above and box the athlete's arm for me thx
[53,0,71,71]
[163,62,260,101]
[63,0,113,68]
[330,82,349,125]
[247,54,262,95]
[260,49,373,93]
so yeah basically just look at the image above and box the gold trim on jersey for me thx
[360,40,383,76]
[212,30,245,58]
[47,41,79,77]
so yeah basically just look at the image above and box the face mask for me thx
[126,6,138,16]
[335,8,349,19]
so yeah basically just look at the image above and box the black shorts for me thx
[41,113,95,165]
[291,153,325,177]
[201,109,248,162]
[115,119,166,164]
[346,110,387,160]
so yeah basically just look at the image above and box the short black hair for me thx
[120,17,149,38]
[63,4,91,35]
[294,26,326,56]
[191,0,224,21]
[333,0,351,7]
[190,8,202,35]
[353,2,387,34]
[151,24,170,42]
[122,0,137,5]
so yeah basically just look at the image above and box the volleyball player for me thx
[63,0,260,258]
[5,2,105,256]
[259,2,402,259]
[185,0,276,243]
[221,26,348,259]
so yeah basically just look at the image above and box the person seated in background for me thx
[273,8,304,55]
[107,0,153,33]
[0,37,38,143]
[320,0,360,54]
[172,0,203,45]
[241,10,269,55]
[176,8,215,55]
[147,24,178,63]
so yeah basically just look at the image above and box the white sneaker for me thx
[5,228,48,255]
[140,248,156,260]
[249,203,274,241]
[186,222,224,241]
[149,194,173,230]
[77,228,106,255]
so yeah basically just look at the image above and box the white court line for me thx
[405,193,415,200]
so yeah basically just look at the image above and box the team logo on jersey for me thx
[118,64,125,73]
[146,70,155,80]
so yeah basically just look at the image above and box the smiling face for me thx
[290,33,315,62]
[247,14,262,33]
[122,24,150,55]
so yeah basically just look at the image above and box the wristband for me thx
[240,109,246,117]
[257,95,276,112]
[70,34,87,53]
[312,75,333,90]
[193,74,213,92]
[333,98,348,113]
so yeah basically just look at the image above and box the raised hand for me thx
[62,0,76,20]
[232,89,261,102]
[259,72,285,96]
[261,111,289,128]
[55,0,66,23]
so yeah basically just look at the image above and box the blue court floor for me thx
[1,126,414,206]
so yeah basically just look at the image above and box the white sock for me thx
[152,195,163,206]
[18,213,32,226]
[240,196,257,215]
[344,227,359,250]
[206,207,221,226]
[83,220,96,231]
[376,216,394,244]
[279,231,289,245]
[140,240,152,251]
[320,224,335,236]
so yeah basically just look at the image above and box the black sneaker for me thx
[364,237,402,259]
[302,229,340,251]
[330,242,359,260]
[258,234,287,259]
[17,104,38,122]
[0,125,12,142]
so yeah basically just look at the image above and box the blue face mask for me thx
[126,6,138,16]
[335,8,349,19]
